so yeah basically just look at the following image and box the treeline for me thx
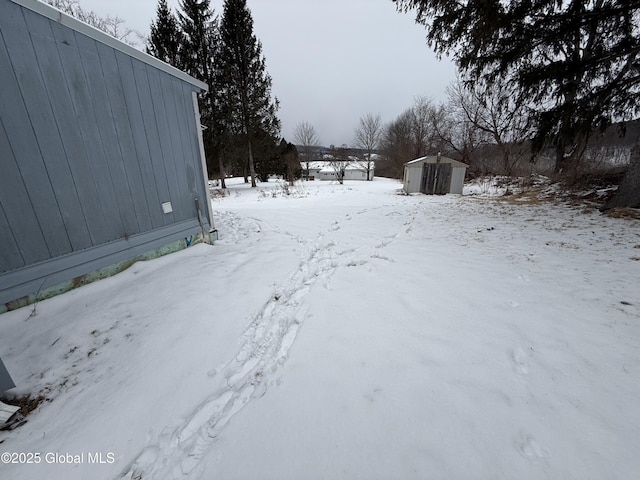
[147,0,294,187]
[392,0,640,208]
[378,83,537,179]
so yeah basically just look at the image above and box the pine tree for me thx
[218,0,281,187]
[173,0,226,179]
[146,0,182,65]
[177,0,215,80]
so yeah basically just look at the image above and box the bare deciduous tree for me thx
[380,97,443,179]
[327,144,350,184]
[381,111,414,178]
[44,0,143,47]
[353,113,382,181]
[293,121,320,180]
[409,96,443,158]
[444,77,532,175]
[432,88,487,174]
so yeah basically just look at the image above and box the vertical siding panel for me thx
[132,61,174,224]
[176,83,208,223]
[0,3,72,258]
[162,75,192,220]
[83,40,139,236]
[25,12,94,251]
[45,20,109,246]
[146,66,181,223]
[179,84,206,201]
[68,32,123,242]
[99,45,152,232]
[51,24,122,244]
[0,118,46,267]
[0,201,23,273]
[177,82,200,195]
[114,51,159,231]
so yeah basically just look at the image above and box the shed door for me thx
[420,163,452,194]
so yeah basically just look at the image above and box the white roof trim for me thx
[13,0,208,91]
[405,155,468,167]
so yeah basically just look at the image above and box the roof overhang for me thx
[405,156,469,168]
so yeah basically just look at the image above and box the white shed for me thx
[403,155,468,194]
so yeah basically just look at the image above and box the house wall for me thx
[0,0,212,309]
[318,170,337,181]
[344,170,368,181]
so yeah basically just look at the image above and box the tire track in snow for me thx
[118,239,343,480]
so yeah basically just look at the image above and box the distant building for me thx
[302,160,374,181]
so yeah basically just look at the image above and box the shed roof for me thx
[405,155,469,168]
[13,0,208,91]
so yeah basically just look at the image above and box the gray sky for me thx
[77,0,457,147]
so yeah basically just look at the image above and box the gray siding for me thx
[0,0,212,306]
[0,357,15,392]
[403,166,423,194]
[450,167,466,195]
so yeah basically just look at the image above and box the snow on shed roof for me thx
[13,0,208,91]
[405,155,469,168]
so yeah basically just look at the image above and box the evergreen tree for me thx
[146,0,182,65]
[394,0,640,173]
[218,0,281,187]
[174,0,226,179]
[280,140,301,186]
[177,0,215,79]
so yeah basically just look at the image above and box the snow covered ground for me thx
[1,177,639,480]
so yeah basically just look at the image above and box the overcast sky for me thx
[76,0,458,147]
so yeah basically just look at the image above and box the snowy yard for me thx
[1,177,639,480]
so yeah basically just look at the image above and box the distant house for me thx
[303,161,325,180]
[403,155,468,194]
[303,160,374,181]
[0,0,215,312]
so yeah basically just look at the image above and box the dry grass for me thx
[210,188,228,198]
[495,189,561,206]
[603,207,640,220]
[486,176,638,220]
[8,394,48,417]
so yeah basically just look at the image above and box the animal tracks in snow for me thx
[511,347,530,375]
[515,432,550,462]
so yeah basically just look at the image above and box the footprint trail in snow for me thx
[118,239,345,480]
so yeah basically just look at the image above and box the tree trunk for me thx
[555,142,565,173]
[601,143,640,211]
[218,150,226,189]
[248,138,257,187]
[499,142,512,176]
